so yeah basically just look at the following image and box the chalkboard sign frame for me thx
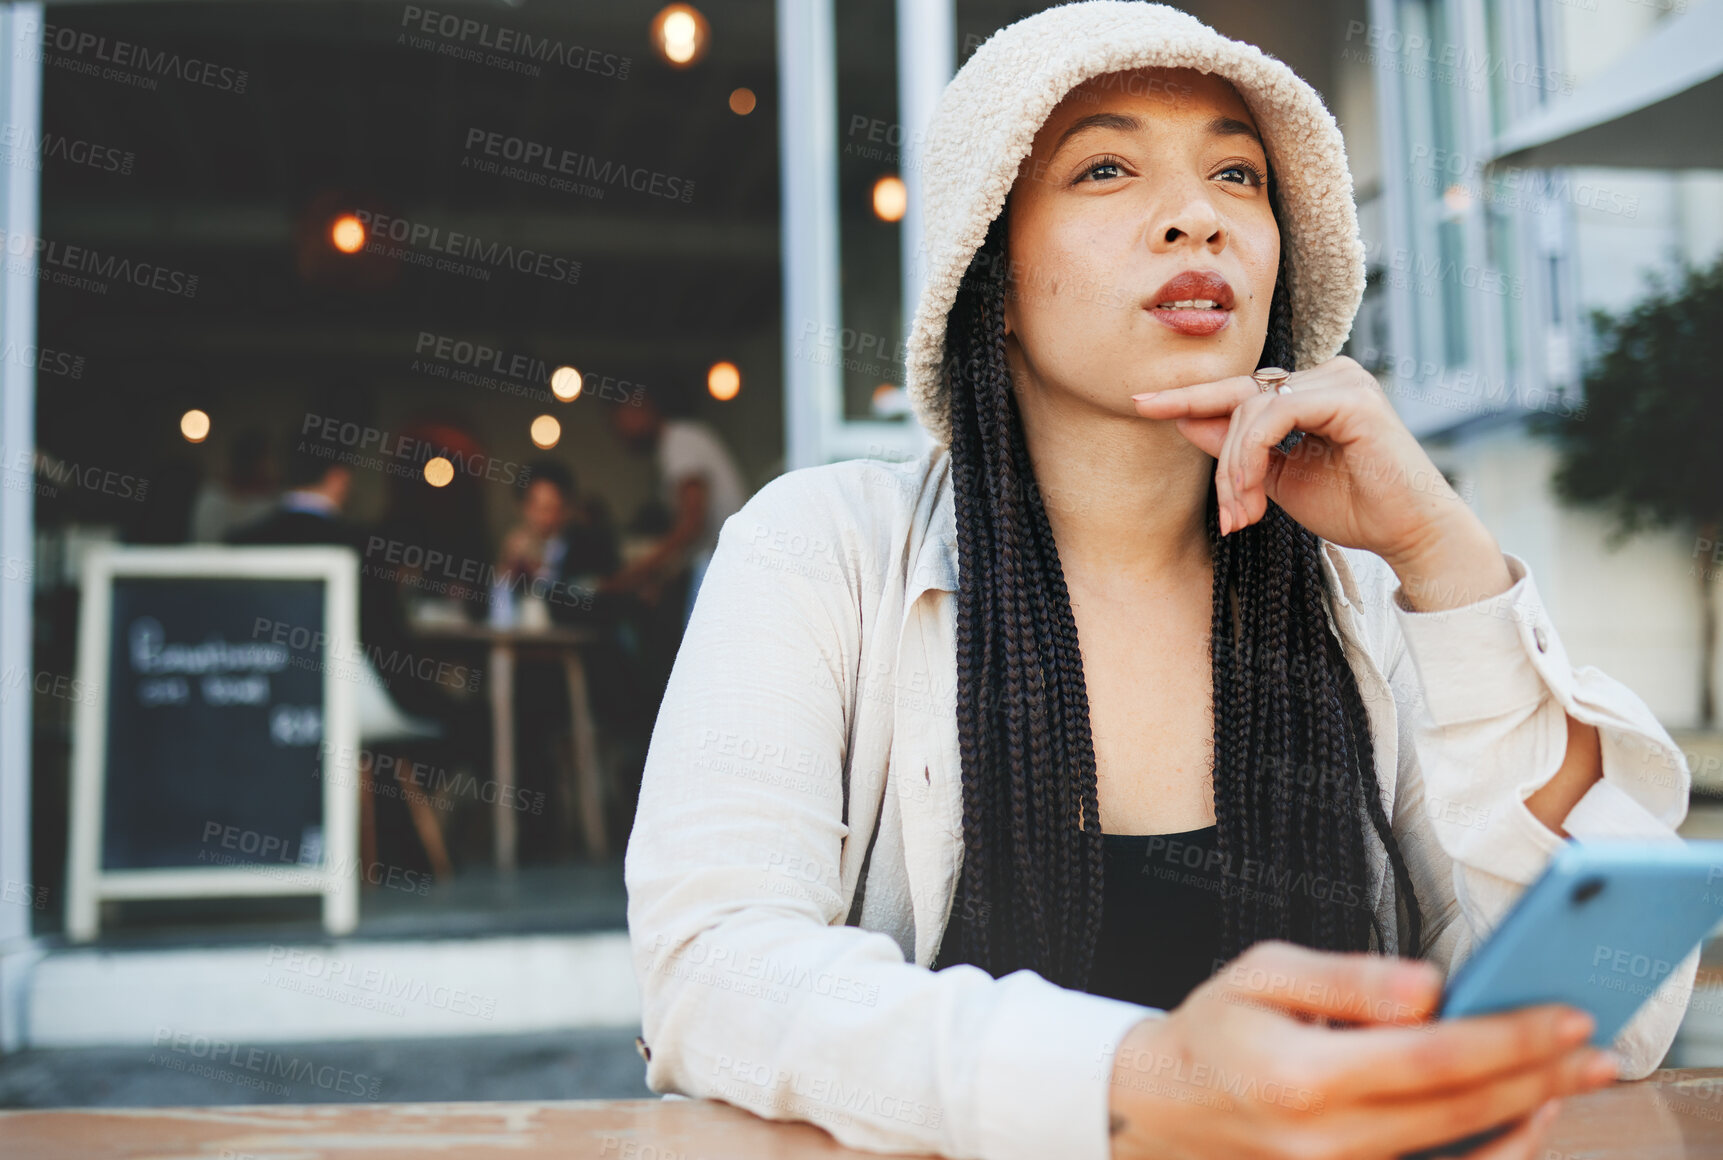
[66,545,360,941]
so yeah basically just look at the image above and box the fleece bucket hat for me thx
[905,0,1366,447]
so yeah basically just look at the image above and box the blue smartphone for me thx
[1404,839,1723,1159]
[1438,839,1723,1039]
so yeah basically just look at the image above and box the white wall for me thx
[1432,423,1713,730]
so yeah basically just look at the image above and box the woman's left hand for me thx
[1133,355,1477,571]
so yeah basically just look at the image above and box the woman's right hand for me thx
[1106,940,1619,1160]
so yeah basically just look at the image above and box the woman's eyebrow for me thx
[1208,114,1264,149]
[1049,111,1264,160]
[1049,112,1141,159]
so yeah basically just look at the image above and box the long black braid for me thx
[932,179,1424,990]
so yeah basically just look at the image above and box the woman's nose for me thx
[1148,185,1224,251]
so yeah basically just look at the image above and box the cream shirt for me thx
[625,445,1695,1160]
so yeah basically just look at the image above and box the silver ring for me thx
[1251,366,1291,394]
[1252,367,1303,452]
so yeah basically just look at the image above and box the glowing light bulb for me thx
[708,361,741,401]
[330,214,366,254]
[424,457,454,488]
[550,366,583,402]
[180,409,211,443]
[872,176,908,223]
[651,4,709,68]
[530,414,562,449]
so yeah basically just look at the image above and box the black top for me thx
[1081,824,1227,1012]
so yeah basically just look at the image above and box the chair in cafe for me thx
[351,657,453,883]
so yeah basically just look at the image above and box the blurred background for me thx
[0,0,1721,1107]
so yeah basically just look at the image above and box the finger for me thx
[1300,1011,1607,1102]
[1465,1099,1561,1160]
[1171,415,1229,459]
[1212,941,1443,1025]
[1215,393,1273,533]
[1131,374,1259,420]
[1233,386,1359,526]
[1381,1102,1555,1160]
[1369,1050,1605,1158]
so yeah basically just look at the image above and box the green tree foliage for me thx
[1532,253,1723,544]
[1532,252,1723,722]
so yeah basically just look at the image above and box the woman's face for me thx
[1002,67,1280,417]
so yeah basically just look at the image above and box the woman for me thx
[625,5,1696,1159]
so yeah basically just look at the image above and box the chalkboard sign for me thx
[67,546,359,940]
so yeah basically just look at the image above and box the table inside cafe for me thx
[7,1070,1723,1158]
[407,616,613,867]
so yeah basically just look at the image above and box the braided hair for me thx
[931,172,1423,990]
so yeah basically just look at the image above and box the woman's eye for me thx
[1217,163,1266,186]
[1076,158,1125,183]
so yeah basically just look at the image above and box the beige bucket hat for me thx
[905,0,1366,447]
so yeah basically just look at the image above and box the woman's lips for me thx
[1148,305,1232,336]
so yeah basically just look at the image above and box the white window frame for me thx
[777,0,952,469]
[1366,0,1572,438]
[0,1,43,1056]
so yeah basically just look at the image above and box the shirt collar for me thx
[913,447,959,596]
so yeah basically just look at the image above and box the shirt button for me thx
[1533,624,1549,653]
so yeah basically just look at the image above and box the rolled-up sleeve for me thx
[625,471,1157,1160]
[1381,549,1695,1079]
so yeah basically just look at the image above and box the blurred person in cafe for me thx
[224,439,401,645]
[493,459,648,859]
[189,427,279,543]
[374,421,495,620]
[227,432,491,873]
[493,459,620,628]
[599,384,746,634]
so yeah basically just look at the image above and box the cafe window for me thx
[16,1,781,941]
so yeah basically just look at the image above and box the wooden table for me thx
[7,1075,1723,1158]
[411,622,610,869]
